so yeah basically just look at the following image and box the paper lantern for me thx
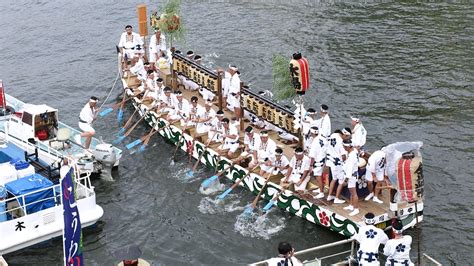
[289,52,310,95]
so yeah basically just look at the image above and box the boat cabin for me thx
[8,105,58,142]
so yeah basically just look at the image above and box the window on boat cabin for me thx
[21,112,33,126]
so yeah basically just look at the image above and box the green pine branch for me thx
[272,54,295,101]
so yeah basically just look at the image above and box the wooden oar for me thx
[114,109,151,143]
[185,130,218,178]
[243,169,274,215]
[117,86,130,123]
[98,95,133,117]
[171,117,192,164]
[117,107,140,135]
[262,184,290,212]
[217,166,259,200]
[201,162,235,189]
[125,114,166,150]
[136,123,170,153]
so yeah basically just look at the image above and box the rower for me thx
[253,130,277,169]
[118,25,144,70]
[148,29,166,70]
[77,96,99,150]
[167,91,189,126]
[308,127,327,199]
[259,147,290,177]
[337,139,360,216]
[141,76,159,106]
[186,50,194,60]
[159,87,177,115]
[383,219,414,266]
[217,117,239,158]
[156,78,165,97]
[187,96,199,129]
[208,110,225,144]
[195,100,216,139]
[326,128,352,203]
[365,150,391,204]
[281,147,311,193]
[265,242,303,266]
[233,126,260,166]
[351,116,367,152]
[351,212,389,265]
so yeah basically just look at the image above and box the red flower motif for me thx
[318,211,330,227]
[186,140,194,154]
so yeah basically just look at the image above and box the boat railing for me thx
[250,239,356,266]
[0,170,94,220]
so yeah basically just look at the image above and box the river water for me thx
[1,1,472,265]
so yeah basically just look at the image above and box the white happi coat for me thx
[352,224,388,265]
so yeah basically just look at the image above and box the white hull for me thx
[0,190,103,255]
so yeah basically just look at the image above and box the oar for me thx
[171,117,192,164]
[125,115,165,150]
[262,184,289,212]
[185,130,218,178]
[243,169,274,215]
[98,96,133,117]
[217,166,259,200]
[117,74,133,122]
[136,118,172,153]
[117,107,140,135]
[201,162,234,189]
[114,109,150,143]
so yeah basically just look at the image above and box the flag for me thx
[61,167,84,266]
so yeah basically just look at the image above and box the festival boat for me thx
[114,5,425,238]
[0,130,103,255]
[0,80,122,181]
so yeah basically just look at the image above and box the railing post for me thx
[239,81,244,131]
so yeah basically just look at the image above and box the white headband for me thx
[229,65,238,71]
[365,218,375,224]
[295,151,304,155]
[342,128,351,136]
[351,117,360,123]
[89,99,98,103]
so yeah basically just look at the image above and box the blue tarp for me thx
[0,151,12,164]
[5,174,55,214]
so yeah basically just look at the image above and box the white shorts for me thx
[312,166,324,176]
[365,170,384,182]
[218,142,239,153]
[330,166,344,182]
[347,177,357,188]
[183,79,199,91]
[196,124,211,134]
[78,122,95,134]
[227,95,240,110]
[287,174,310,191]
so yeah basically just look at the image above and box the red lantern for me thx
[289,53,310,95]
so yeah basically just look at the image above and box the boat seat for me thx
[49,128,72,150]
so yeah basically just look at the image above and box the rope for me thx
[98,71,120,110]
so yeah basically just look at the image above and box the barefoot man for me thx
[77,96,99,149]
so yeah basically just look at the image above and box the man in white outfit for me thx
[148,29,166,69]
[265,242,303,266]
[77,96,99,149]
[315,104,331,139]
[364,150,391,204]
[233,126,260,166]
[217,118,239,157]
[351,212,389,265]
[383,219,414,266]
[336,139,360,216]
[194,100,216,137]
[351,116,367,151]
[222,65,241,119]
[308,127,327,199]
[118,25,143,70]
[253,130,277,169]
[326,128,351,203]
[282,147,311,193]
[259,147,290,176]
[167,91,189,126]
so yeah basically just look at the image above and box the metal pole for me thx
[217,70,223,110]
[298,95,304,147]
[239,81,244,131]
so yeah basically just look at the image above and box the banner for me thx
[61,167,84,266]
[0,80,6,110]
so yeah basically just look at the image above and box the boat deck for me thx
[123,73,397,223]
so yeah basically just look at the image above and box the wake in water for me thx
[234,209,287,240]
[198,194,246,214]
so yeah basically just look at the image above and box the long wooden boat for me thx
[116,49,424,237]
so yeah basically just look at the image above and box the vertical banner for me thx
[61,167,84,266]
[0,80,6,110]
